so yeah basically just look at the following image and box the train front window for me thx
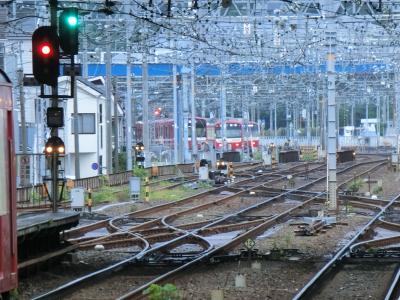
[0,110,7,215]
[226,124,241,138]
[244,124,258,136]
[215,124,241,138]
[188,120,206,138]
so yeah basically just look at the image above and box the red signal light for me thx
[40,43,52,56]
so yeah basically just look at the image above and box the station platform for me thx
[17,211,80,262]
[17,211,80,237]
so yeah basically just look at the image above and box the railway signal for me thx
[59,7,79,54]
[32,26,59,86]
[135,142,145,168]
[45,136,65,155]
[154,107,162,117]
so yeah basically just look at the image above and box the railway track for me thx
[292,191,400,300]
[28,157,390,300]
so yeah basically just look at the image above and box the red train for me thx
[214,119,260,151]
[135,117,260,153]
[136,117,208,150]
[0,69,17,298]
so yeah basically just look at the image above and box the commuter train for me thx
[135,117,208,150]
[0,69,18,298]
[135,117,260,152]
[214,119,260,151]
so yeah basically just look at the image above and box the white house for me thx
[60,76,109,179]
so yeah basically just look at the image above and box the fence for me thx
[16,163,195,208]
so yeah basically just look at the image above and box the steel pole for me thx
[190,64,197,158]
[220,65,226,153]
[18,69,27,186]
[142,52,150,167]
[182,70,190,162]
[173,64,179,164]
[72,60,80,179]
[105,38,113,175]
[326,26,337,212]
[50,0,58,212]
[125,44,132,170]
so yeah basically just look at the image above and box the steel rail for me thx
[63,161,321,239]
[31,163,322,300]
[292,192,400,300]
[384,265,400,300]
[116,159,387,299]
[31,231,150,300]
[32,159,384,299]
[117,193,325,300]
[76,163,325,244]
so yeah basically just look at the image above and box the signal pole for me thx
[50,0,59,213]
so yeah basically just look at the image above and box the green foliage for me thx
[302,152,316,161]
[132,166,149,179]
[146,185,192,201]
[271,232,294,250]
[284,232,293,248]
[92,185,128,204]
[30,191,41,203]
[99,175,109,186]
[197,181,212,189]
[373,185,383,195]
[10,288,19,299]
[252,151,262,160]
[118,152,128,170]
[143,283,183,300]
[348,178,363,192]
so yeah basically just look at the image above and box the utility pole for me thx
[18,68,27,186]
[73,67,80,179]
[113,78,119,172]
[395,71,400,155]
[82,36,88,79]
[220,64,227,153]
[125,42,132,170]
[190,63,197,159]
[324,0,338,212]
[182,68,190,162]
[105,35,113,175]
[142,51,150,167]
[125,0,132,170]
[50,0,59,213]
[173,64,179,164]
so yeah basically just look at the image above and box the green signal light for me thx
[67,16,78,27]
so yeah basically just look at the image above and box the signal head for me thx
[59,7,79,54]
[32,26,60,86]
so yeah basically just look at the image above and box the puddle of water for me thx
[256,224,285,239]
[374,227,400,239]
[94,202,134,212]
[204,230,244,247]
[82,227,110,238]
[283,199,302,204]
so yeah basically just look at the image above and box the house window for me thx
[71,113,95,134]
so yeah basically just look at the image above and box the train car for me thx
[0,69,18,298]
[214,119,260,151]
[136,117,208,150]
